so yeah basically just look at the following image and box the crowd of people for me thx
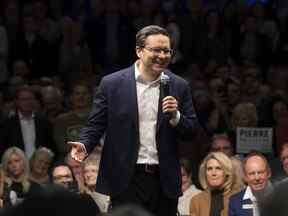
[0,0,288,215]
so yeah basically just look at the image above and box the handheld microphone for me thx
[160,74,171,119]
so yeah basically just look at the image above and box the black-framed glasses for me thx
[143,46,174,56]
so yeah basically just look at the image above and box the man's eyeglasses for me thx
[143,46,174,56]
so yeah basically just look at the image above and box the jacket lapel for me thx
[124,66,139,137]
[125,67,141,164]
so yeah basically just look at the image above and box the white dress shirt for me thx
[77,63,180,163]
[19,112,36,159]
[135,63,180,165]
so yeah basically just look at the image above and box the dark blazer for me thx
[228,189,253,216]
[80,65,197,198]
[0,113,56,157]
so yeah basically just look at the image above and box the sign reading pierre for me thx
[236,127,273,154]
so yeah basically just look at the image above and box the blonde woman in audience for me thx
[29,147,54,184]
[2,147,41,206]
[178,159,201,216]
[82,157,110,213]
[190,152,241,216]
[209,133,245,189]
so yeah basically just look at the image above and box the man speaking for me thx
[68,25,197,216]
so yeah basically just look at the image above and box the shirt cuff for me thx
[169,111,180,127]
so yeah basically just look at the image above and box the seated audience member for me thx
[209,133,245,188]
[1,147,42,206]
[178,159,201,216]
[279,143,288,177]
[29,147,54,185]
[82,158,110,213]
[210,133,234,157]
[240,65,267,106]
[229,102,258,148]
[190,152,241,216]
[270,95,288,154]
[51,164,77,192]
[41,85,65,124]
[228,152,273,216]
[269,142,288,183]
[207,77,230,134]
[231,103,258,129]
[53,82,92,160]
[5,76,26,115]
[51,162,101,213]
[0,85,56,159]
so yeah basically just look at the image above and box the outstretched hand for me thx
[68,141,88,162]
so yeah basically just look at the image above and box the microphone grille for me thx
[160,74,170,85]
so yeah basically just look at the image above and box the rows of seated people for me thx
[0,133,288,216]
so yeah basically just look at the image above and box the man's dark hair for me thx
[50,163,74,181]
[50,162,81,193]
[135,25,170,48]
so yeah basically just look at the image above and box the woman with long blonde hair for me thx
[2,147,40,206]
[190,152,241,216]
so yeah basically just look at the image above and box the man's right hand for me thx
[68,141,88,162]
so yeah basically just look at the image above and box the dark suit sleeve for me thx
[79,78,108,153]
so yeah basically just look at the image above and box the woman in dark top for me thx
[1,147,41,207]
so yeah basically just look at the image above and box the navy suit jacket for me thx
[80,65,197,198]
[229,189,254,216]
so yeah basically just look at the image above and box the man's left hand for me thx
[162,96,178,118]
